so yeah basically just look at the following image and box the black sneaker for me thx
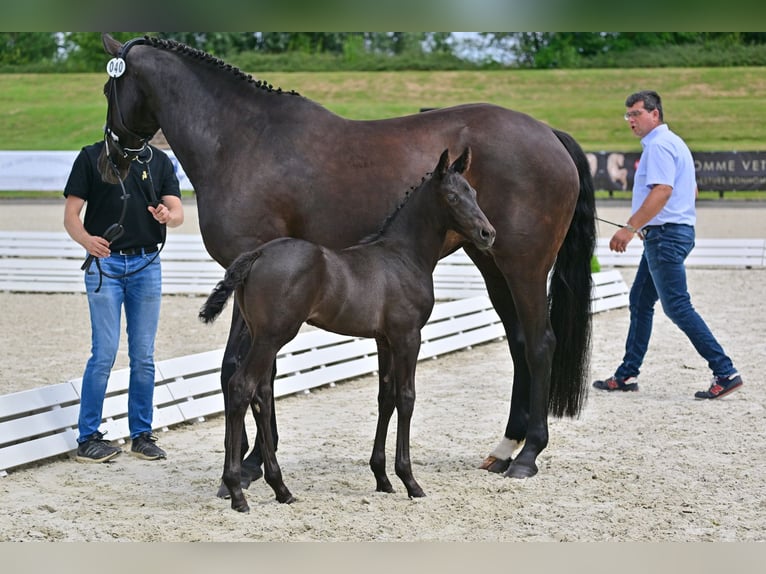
[694,374,743,399]
[130,432,167,460]
[76,431,122,463]
[593,375,639,392]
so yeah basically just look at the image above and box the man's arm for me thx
[609,184,672,253]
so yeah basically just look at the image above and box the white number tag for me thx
[106,57,126,78]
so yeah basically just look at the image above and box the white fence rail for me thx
[595,237,766,268]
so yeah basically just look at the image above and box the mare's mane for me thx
[140,35,301,98]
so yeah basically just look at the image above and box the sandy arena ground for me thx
[0,199,765,544]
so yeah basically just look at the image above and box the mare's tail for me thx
[548,128,597,418]
[198,250,262,324]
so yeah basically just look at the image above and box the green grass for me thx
[2,67,766,197]
[3,67,766,151]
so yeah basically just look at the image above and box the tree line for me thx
[3,32,766,71]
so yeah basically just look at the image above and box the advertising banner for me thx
[588,151,766,194]
[0,151,193,192]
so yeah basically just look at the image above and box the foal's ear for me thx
[450,147,472,174]
[102,33,121,57]
[435,148,451,178]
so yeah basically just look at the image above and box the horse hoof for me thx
[242,463,264,484]
[239,466,263,491]
[408,488,426,499]
[504,461,538,479]
[232,501,250,513]
[277,493,295,504]
[216,481,231,499]
[375,478,395,493]
[479,455,511,474]
[216,465,263,498]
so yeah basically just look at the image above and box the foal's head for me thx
[430,148,495,250]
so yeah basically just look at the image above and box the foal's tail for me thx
[548,128,597,418]
[198,250,262,324]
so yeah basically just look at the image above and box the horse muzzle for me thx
[97,144,131,184]
[475,224,496,250]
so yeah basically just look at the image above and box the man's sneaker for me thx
[694,373,743,400]
[76,431,122,463]
[593,375,639,392]
[130,432,167,460]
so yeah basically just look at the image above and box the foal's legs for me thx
[391,331,426,498]
[222,340,293,510]
[370,337,395,493]
[221,361,256,512]
[248,342,294,504]
[217,307,278,498]
[224,346,293,508]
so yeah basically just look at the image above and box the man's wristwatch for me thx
[624,224,638,234]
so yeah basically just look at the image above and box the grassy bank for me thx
[3,67,766,151]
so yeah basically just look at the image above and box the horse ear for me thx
[450,146,472,174]
[102,33,121,57]
[435,149,451,178]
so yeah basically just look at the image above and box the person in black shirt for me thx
[64,139,184,462]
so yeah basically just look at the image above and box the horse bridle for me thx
[83,37,166,288]
[104,37,153,161]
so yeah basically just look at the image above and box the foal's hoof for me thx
[407,486,426,499]
[503,461,538,479]
[479,455,512,474]
[232,500,250,513]
[276,492,295,504]
[242,461,264,482]
[216,466,263,498]
[375,477,395,493]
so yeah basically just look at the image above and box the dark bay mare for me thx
[98,34,596,489]
[199,148,496,510]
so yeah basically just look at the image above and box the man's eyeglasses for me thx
[624,109,648,120]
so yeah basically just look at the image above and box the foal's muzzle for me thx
[476,224,496,250]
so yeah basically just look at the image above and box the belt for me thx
[641,222,693,237]
[116,245,159,256]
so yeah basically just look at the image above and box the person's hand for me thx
[85,235,111,258]
[609,227,635,253]
[148,203,170,224]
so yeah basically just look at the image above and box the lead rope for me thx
[85,152,167,292]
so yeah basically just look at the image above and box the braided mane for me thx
[142,35,301,97]
[358,173,433,244]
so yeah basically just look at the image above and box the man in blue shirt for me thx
[593,90,743,399]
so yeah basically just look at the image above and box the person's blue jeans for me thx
[614,223,736,381]
[77,251,162,442]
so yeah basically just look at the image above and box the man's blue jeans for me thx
[614,223,736,381]
[77,252,162,442]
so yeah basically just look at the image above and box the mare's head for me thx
[98,34,160,184]
[430,147,495,250]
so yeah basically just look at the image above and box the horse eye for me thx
[446,193,458,204]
